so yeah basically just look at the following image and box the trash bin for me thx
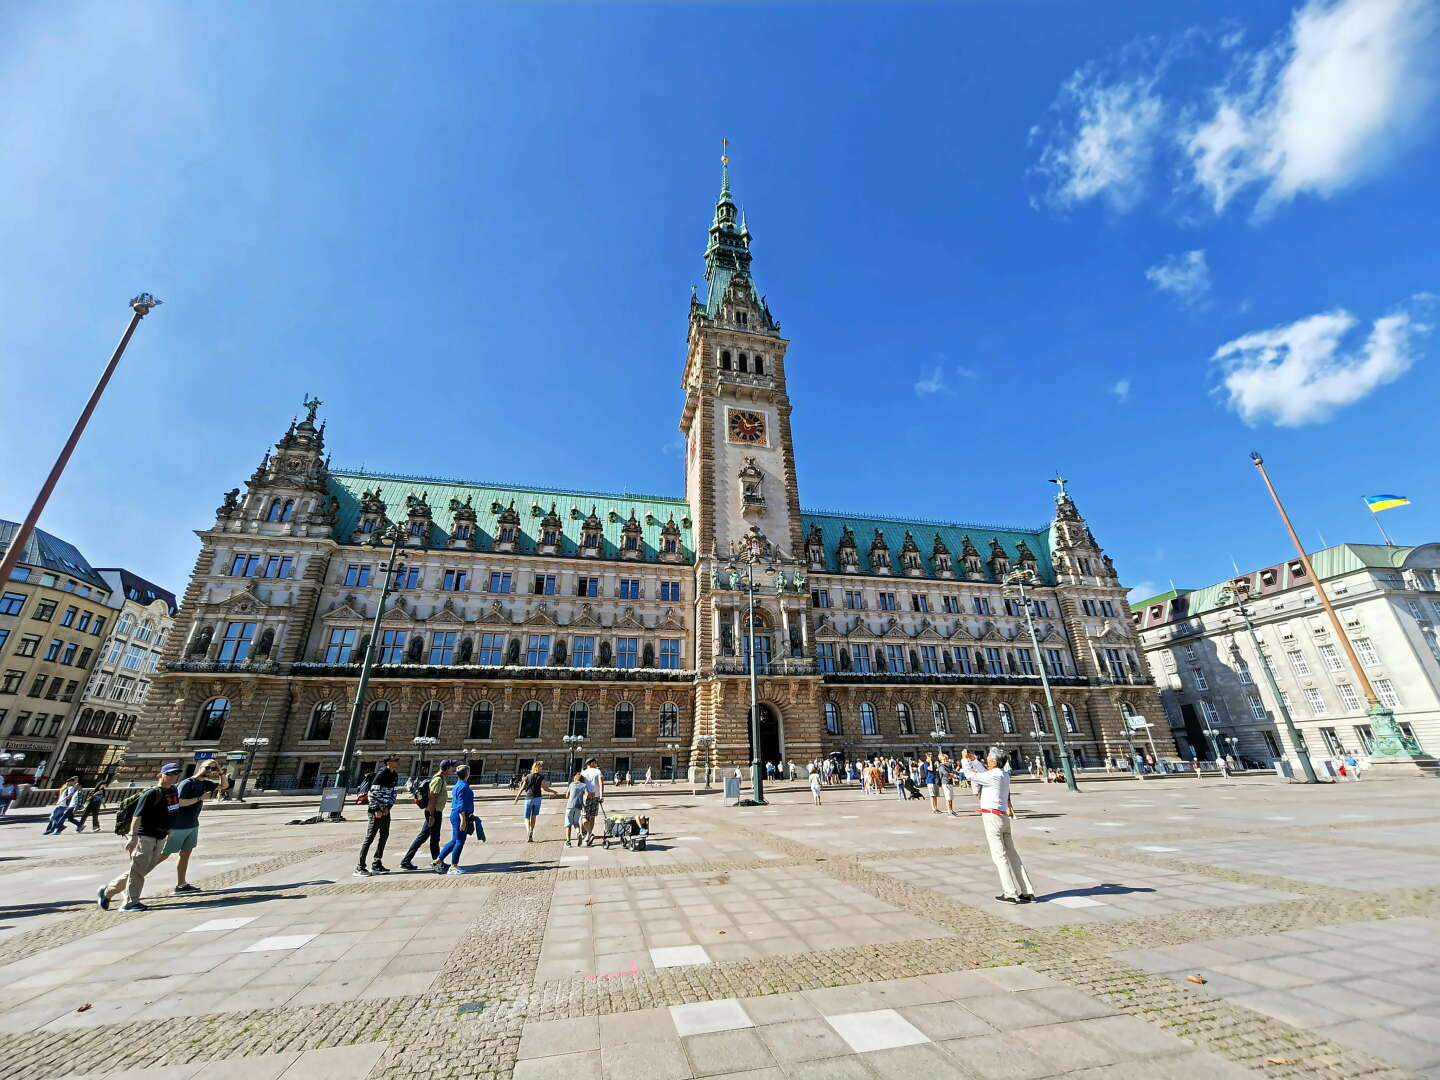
[723,776,742,804]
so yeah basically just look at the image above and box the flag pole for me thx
[1366,501,1394,546]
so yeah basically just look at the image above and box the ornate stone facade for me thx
[122,166,1172,787]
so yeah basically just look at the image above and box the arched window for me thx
[363,701,390,741]
[1062,703,1079,734]
[614,701,635,739]
[932,702,949,735]
[1120,701,1136,720]
[659,702,679,738]
[753,354,765,376]
[417,701,442,739]
[519,700,542,739]
[568,701,589,738]
[738,352,749,373]
[266,499,284,522]
[999,703,1015,734]
[280,499,295,523]
[823,702,841,735]
[1030,702,1046,733]
[896,702,914,735]
[362,518,377,534]
[193,697,229,741]
[720,349,732,370]
[965,702,983,735]
[469,701,493,740]
[860,702,878,735]
[305,702,335,741]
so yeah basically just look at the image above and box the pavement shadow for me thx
[1037,883,1157,901]
[0,897,95,921]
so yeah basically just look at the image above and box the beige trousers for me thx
[104,835,167,907]
[981,812,1034,898]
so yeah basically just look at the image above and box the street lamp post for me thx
[725,543,776,805]
[1003,568,1078,791]
[563,734,586,779]
[0,295,161,591]
[333,523,409,792]
[1029,731,1048,780]
[1226,736,1240,770]
[1201,727,1223,765]
[663,742,679,783]
[237,737,269,801]
[1219,581,1319,783]
[929,729,946,758]
[693,734,715,796]
[411,736,437,784]
[1251,452,1424,767]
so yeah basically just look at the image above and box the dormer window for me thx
[498,526,516,543]
[362,519,376,534]
[454,524,471,540]
[583,533,599,549]
[409,522,424,537]
[542,528,559,546]
[1289,562,1306,578]
[623,534,638,551]
[663,536,677,553]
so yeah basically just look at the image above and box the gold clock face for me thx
[728,409,766,444]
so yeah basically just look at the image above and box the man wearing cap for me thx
[355,754,400,876]
[158,758,229,894]
[399,759,455,872]
[98,763,202,913]
[960,747,1036,905]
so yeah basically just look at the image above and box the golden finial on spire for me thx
[721,136,729,165]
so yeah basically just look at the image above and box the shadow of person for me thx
[1036,882,1157,901]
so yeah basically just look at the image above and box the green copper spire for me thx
[702,146,756,318]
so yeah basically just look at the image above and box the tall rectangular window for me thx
[619,579,642,600]
[429,631,458,665]
[878,592,897,611]
[844,591,865,610]
[973,596,992,616]
[1043,649,1066,675]
[16,635,38,657]
[488,571,512,594]
[43,639,62,661]
[379,629,408,664]
[59,606,77,627]
[1354,638,1381,665]
[815,642,836,672]
[919,645,939,673]
[942,595,960,614]
[1248,692,1267,720]
[76,612,91,632]
[1082,599,1098,616]
[526,634,551,666]
[1287,650,1310,676]
[1099,600,1116,617]
[476,633,505,664]
[394,568,420,589]
[217,621,256,662]
[263,555,294,578]
[952,646,972,675]
[1,671,22,694]
[852,644,872,673]
[660,581,681,602]
[531,573,555,595]
[577,576,600,597]
[1317,643,1343,671]
[0,592,24,616]
[1182,643,1198,662]
[122,644,146,670]
[1015,648,1036,675]
[443,569,470,592]
[1337,683,1361,711]
[910,594,930,613]
[1374,678,1400,708]
[1303,687,1327,716]
[343,564,372,587]
[812,589,831,608]
[659,638,681,669]
[1031,599,1051,617]
[0,628,8,653]
[571,636,595,667]
[885,644,907,673]
[229,554,260,577]
[984,647,1003,675]
[29,674,47,697]
[1191,668,1208,690]
[325,628,356,663]
[616,637,639,669]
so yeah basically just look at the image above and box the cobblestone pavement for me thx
[0,773,1436,1078]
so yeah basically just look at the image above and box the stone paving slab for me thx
[1136,833,1440,888]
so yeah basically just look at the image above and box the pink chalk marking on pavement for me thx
[583,965,639,981]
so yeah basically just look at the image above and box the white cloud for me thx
[1127,581,1159,604]
[1146,250,1211,303]
[1034,72,1164,211]
[1213,296,1432,426]
[955,364,980,380]
[914,364,953,396]
[1033,0,1440,217]
[1187,0,1440,213]
[1111,377,1132,403]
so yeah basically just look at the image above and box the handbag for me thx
[469,817,486,842]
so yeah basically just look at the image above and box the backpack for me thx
[112,790,147,835]
[409,775,429,809]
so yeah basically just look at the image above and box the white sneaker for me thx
[446,866,467,875]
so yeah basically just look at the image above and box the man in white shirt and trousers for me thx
[962,747,1036,904]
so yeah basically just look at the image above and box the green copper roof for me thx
[801,510,1053,583]
[702,160,757,318]
[328,470,694,562]
[1129,588,1189,613]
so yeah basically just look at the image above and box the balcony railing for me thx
[165,659,280,674]
[1093,671,1156,686]
[714,657,818,676]
[290,662,696,682]
[820,671,1092,688]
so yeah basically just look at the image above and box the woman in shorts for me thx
[512,761,560,842]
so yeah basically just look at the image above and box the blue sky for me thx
[2,0,1437,602]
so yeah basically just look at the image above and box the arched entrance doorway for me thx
[747,704,784,765]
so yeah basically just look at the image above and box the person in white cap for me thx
[98,763,202,913]
[960,747,1035,905]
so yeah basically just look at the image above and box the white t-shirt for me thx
[580,767,604,798]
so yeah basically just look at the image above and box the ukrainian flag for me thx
[1365,495,1411,513]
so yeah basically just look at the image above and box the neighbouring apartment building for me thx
[0,520,114,784]
[55,568,177,782]
[120,162,1171,788]
[1131,543,1440,765]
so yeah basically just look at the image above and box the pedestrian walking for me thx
[960,748,1035,905]
[438,765,478,874]
[355,754,400,877]
[808,764,822,805]
[400,759,456,871]
[514,761,560,841]
[1344,753,1362,781]
[644,766,653,785]
[580,757,605,846]
[98,763,202,912]
[564,771,586,845]
[0,777,15,817]
[939,755,958,816]
[80,784,106,832]
[158,758,228,893]
[924,754,942,814]
[44,777,81,834]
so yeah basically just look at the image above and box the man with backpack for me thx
[399,759,455,871]
[98,763,203,913]
[355,754,400,876]
[157,759,228,893]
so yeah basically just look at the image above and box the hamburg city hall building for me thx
[122,165,1172,787]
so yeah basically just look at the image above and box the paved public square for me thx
[3,772,1439,1079]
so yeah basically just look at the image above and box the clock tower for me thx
[680,156,819,777]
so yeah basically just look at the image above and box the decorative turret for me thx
[738,457,765,516]
[494,501,521,553]
[837,526,860,573]
[806,525,825,571]
[931,534,954,579]
[620,509,643,560]
[403,491,432,548]
[659,514,684,562]
[1048,475,1117,584]
[1015,539,1039,577]
[987,538,1010,579]
[352,488,387,543]
[960,535,984,581]
[579,506,603,557]
[868,529,892,575]
[900,531,923,577]
[448,497,476,550]
[225,397,336,536]
[538,504,563,555]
